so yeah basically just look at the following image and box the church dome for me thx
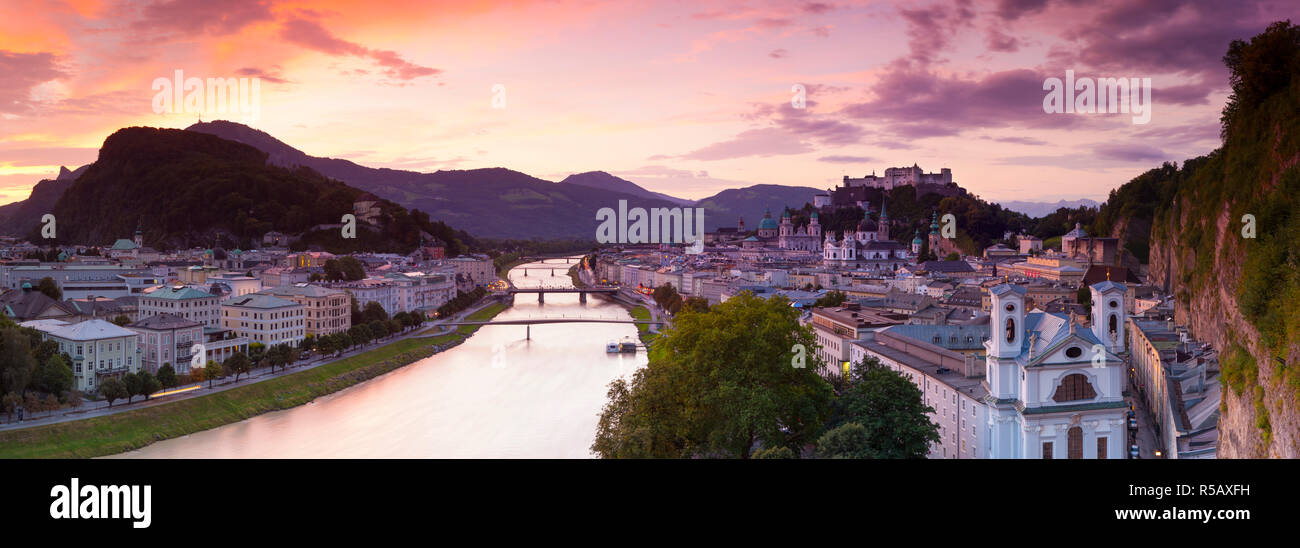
[758,209,779,230]
[857,218,877,232]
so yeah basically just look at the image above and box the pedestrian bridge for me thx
[504,286,618,303]
[438,315,663,339]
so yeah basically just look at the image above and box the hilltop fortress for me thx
[820,164,963,209]
[843,164,953,190]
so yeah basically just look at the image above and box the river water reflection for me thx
[114,259,645,458]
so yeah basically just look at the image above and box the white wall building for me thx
[984,282,1129,459]
[221,294,305,347]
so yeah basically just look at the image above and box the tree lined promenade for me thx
[0,296,507,458]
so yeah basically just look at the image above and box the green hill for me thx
[39,127,470,255]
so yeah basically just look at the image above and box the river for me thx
[113,259,646,458]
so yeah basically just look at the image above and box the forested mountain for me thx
[40,127,470,255]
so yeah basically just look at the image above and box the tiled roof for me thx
[128,313,202,330]
[47,319,138,341]
[226,294,299,309]
[145,286,215,300]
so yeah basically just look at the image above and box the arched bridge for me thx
[505,286,618,303]
[439,315,664,340]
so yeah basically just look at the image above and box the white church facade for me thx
[982,282,1130,459]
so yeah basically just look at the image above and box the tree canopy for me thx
[592,292,833,458]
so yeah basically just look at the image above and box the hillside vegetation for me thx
[39,127,470,254]
[1097,21,1300,456]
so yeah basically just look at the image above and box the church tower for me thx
[986,284,1027,459]
[877,199,890,241]
[779,210,792,237]
[927,211,940,253]
[134,221,143,248]
[1090,281,1127,354]
[809,211,821,239]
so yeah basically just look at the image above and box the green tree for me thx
[369,320,388,340]
[224,352,251,382]
[592,292,834,458]
[318,335,337,357]
[139,371,161,400]
[35,277,61,300]
[682,297,710,314]
[110,315,131,327]
[751,445,797,459]
[944,252,961,261]
[122,372,142,403]
[816,422,875,459]
[0,328,36,396]
[99,377,127,407]
[814,290,847,308]
[338,256,366,281]
[362,301,389,324]
[157,363,177,389]
[33,354,73,396]
[2,392,21,420]
[832,358,940,459]
[203,360,223,389]
[1077,286,1092,316]
[247,342,267,368]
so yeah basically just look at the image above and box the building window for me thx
[1052,374,1098,402]
[1068,426,1083,459]
[1097,437,1108,459]
[1042,442,1053,459]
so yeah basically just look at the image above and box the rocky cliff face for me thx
[1147,197,1295,457]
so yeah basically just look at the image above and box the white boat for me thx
[606,341,620,353]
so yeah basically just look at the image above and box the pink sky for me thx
[1,0,1293,207]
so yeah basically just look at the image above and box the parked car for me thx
[1128,412,1138,430]
[1129,444,1140,459]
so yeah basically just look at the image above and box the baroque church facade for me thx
[984,282,1130,459]
[822,201,912,271]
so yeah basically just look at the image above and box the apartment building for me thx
[259,284,351,337]
[221,294,305,347]
[139,285,221,328]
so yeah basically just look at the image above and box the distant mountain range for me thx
[4,120,1067,241]
[998,198,1101,218]
[185,121,819,238]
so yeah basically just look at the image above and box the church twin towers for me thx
[984,282,1130,459]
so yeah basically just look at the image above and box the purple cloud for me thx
[841,65,1081,139]
[0,50,65,115]
[235,66,292,84]
[994,0,1051,21]
[134,0,274,36]
[280,17,440,81]
[1093,142,1169,162]
[818,155,875,164]
[986,27,1020,52]
[679,128,814,161]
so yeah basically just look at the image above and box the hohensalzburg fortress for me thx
[842,164,953,191]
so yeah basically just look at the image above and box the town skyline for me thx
[3,0,1292,206]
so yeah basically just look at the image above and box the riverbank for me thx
[0,305,508,459]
